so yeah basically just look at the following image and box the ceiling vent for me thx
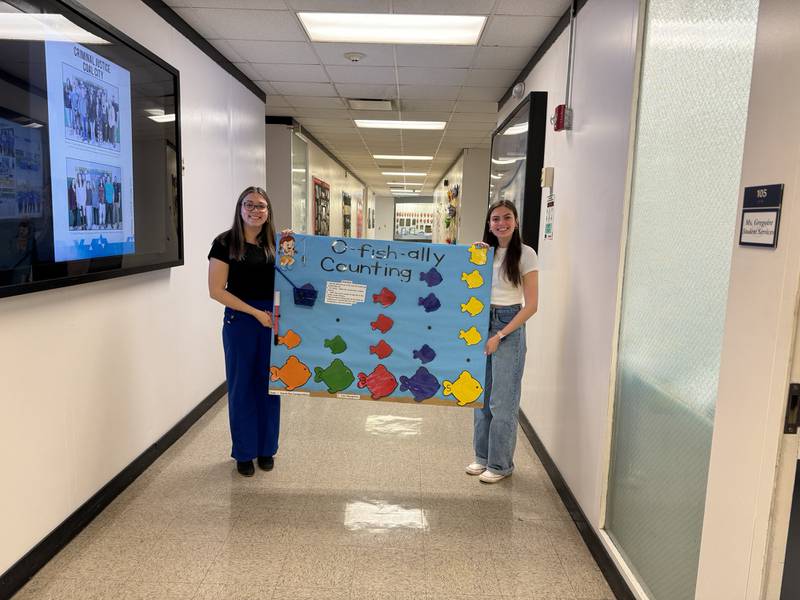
[347,98,393,111]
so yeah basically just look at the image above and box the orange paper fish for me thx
[270,355,311,391]
[277,329,301,349]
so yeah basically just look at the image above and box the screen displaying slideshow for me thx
[0,0,182,297]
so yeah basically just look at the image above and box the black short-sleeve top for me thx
[208,234,275,301]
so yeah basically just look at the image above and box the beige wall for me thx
[307,143,367,238]
[0,0,266,574]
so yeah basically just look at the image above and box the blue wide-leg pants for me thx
[222,300,280,462]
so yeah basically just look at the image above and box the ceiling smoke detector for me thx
[344,52,366,62]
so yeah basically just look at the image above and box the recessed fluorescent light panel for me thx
[491,157,524,165]
[503,123,529,136]
[0,14,108,43]
[387,183,423,187]
[382,171,425,177]
[374,155,433,161]
[356,120,445,130]
[149,114,175,123]
[298,12,486,46]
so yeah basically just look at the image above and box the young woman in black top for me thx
[208,186,280,477]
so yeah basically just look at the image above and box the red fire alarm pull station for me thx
[552,105,572,132]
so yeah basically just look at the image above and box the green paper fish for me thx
[323,334,347,354]
[313,359,355,393]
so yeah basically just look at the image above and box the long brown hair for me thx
[482,199,523,287]
[217,186,276,261]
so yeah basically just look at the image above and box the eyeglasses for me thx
[243,202,268,212]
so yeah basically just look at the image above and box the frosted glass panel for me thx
[605,1,759,599]
[291,133,308,232]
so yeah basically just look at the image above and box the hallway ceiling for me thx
[165,0,570,196]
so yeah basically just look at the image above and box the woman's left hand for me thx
[484,335,501,356]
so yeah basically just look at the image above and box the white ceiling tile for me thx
[464,69,518,87]
[288,0,390,11]
[265,95,291,107]
[398,67,467,86]
[226,40,318,63]
[190,9,304,41]
[232,61,262,80]
[271,81,337,95]
[253,63,329,82]
[458,86,506,101]
[450,112,497,123]
[210,39,246,62]
[292,108,351,119]
[265,105,293,115]
[391,0,494,14]
[399,85,460,100]
[454,100,497,113]
[335,84,397,99]
[395,111,452,121]
[167,0,287,8]
[254,80,277,94]
[473,45,533,69]
[284,96,347,108]
[481,15,558,47]
[313,43,395,66]
[400,99,455,112]
[299,117,355,128]
[395,46,476,68]
[495,0,570,17]
[348,110,399,120]
[326,66,397,85]
[172,7,221,38]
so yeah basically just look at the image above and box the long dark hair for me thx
[217,186,276,261]
[482,199,523,287]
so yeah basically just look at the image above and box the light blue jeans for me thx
[474,304,527,475]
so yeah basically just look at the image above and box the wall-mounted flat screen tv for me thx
[0,0,182,298]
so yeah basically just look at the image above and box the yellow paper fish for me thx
[270,355,311,391]
[458,326,482,346]
[443,371,484,406]
[277,329,301,349]
[460,296,484,317]
[468,244,488,266]
[461,269,484,289]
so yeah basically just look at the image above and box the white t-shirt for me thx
[490,244,539,305]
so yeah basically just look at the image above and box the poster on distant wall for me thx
[342,191,351,237]
[312,177,329,236]
[270,233,493,408]
[356,197,364,238]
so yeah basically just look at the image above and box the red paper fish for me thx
[372,287,396,307]
[369,339,393,359]
[357,364,398,400]
[370,314,394,334]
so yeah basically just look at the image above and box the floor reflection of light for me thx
[364,415,422,437]
[344,499,428,531]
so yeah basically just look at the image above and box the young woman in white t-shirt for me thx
[467,199,539,483]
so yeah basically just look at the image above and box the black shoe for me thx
[257,456,274,471]
[236,460,255,477]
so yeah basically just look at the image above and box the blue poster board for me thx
[269,234,493,408]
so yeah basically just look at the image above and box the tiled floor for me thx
[15,395,614,600]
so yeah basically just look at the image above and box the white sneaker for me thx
[465,462,486,476]
[478,469,508,483]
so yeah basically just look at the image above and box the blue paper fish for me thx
[398,367,440,402]
[412,344,436,364]
[419,267,443,287]
[417,292,441,313]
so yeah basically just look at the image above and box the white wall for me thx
[373,195,394,241]
[696,0,800,597]
[265,123,292,232]
[497,0,640,528]
[307,143,366,238]
[0,0,265,574]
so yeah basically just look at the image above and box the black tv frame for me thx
[488,91,547,253]
[0,0,183,299]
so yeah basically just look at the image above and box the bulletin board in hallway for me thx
[270,234,493,408]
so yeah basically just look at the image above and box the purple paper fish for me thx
[418,292,441,313]
[419,267,443,287]
[399,367,440,402]
[412,344,436,364]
